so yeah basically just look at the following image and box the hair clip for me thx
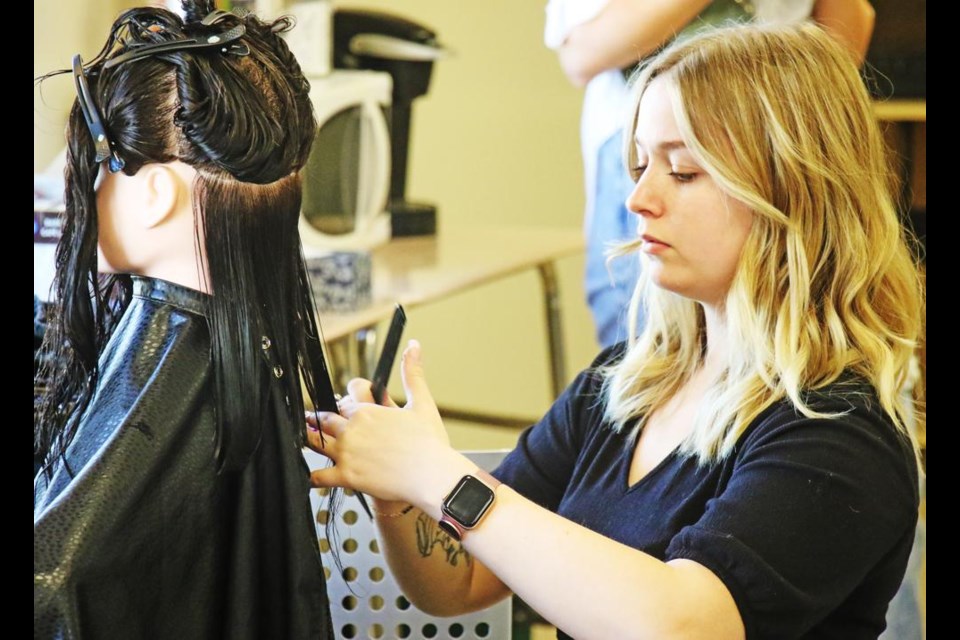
[69,11,249,175]
[201,10,232,26]
[72,54,125,173]
[102,23,249,70]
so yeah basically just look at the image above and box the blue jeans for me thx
[585,130,642,348]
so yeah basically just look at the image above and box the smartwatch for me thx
[437,468,502,542]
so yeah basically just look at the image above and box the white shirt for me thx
[544,0,815,228]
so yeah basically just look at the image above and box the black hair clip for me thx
[70,11,249,174]
[72,54,125,173]
[102,22,249,70]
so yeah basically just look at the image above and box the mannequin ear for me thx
[141,164,186,229]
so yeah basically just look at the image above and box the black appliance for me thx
[333,9,447,236]
[863,0,926,99]
[859,0,926,263]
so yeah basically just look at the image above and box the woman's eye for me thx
[629,165,647,181]
[669,171,697,183]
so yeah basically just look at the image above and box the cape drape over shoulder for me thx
[35,276,334,640]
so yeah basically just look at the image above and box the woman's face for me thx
[626,78,754,308]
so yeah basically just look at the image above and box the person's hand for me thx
[306,340,469,509]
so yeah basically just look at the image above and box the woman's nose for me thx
[625,174,662,219]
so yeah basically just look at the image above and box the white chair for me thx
[304,449,513,640]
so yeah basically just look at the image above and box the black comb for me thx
[370,305,406,405]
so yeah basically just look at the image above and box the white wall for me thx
[34,0,136,172]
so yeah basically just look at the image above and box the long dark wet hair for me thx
[35,0,338,476]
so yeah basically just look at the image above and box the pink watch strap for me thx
[474,468,502,491]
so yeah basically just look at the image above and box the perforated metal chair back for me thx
[304,449,513,640]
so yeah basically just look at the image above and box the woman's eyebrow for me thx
[633,139,688,152]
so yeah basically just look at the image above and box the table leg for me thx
[537,262,567,399]
[355,326,379,379]
[327,327,379,391]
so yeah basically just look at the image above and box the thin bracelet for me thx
[372,503,415,518]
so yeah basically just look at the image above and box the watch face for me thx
[443,475,495,528]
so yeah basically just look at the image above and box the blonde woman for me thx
[309,22,923,640]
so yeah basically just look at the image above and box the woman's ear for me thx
[141,164,188,229]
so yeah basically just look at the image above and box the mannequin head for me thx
[95,160,203,287]
[36,1,336,472]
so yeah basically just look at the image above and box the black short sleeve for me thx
[665,405,920,639]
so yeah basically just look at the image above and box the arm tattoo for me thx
[414,512,472,568]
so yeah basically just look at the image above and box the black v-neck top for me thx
[493,344,919,640]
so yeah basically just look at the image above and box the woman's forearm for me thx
[558,0,711,87]
[373,502,510,616]
[381,448,743,640]
[454,486,742,640]
[311,345,739,636]
[811,0,876,65]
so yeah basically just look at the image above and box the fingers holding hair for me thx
[305,424,339,460]
[305,410,347,438]
[309,466,345,489]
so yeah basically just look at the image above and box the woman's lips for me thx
[641,234,670,254]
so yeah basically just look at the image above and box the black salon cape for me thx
[34,277,335,640]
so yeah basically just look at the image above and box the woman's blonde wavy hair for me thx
[602,22,924,464]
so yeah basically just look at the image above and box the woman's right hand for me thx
[306,340,472,511]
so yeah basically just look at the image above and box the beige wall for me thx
[336,0,599,448]
[34,0,135,172]
[33,0,602,449]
